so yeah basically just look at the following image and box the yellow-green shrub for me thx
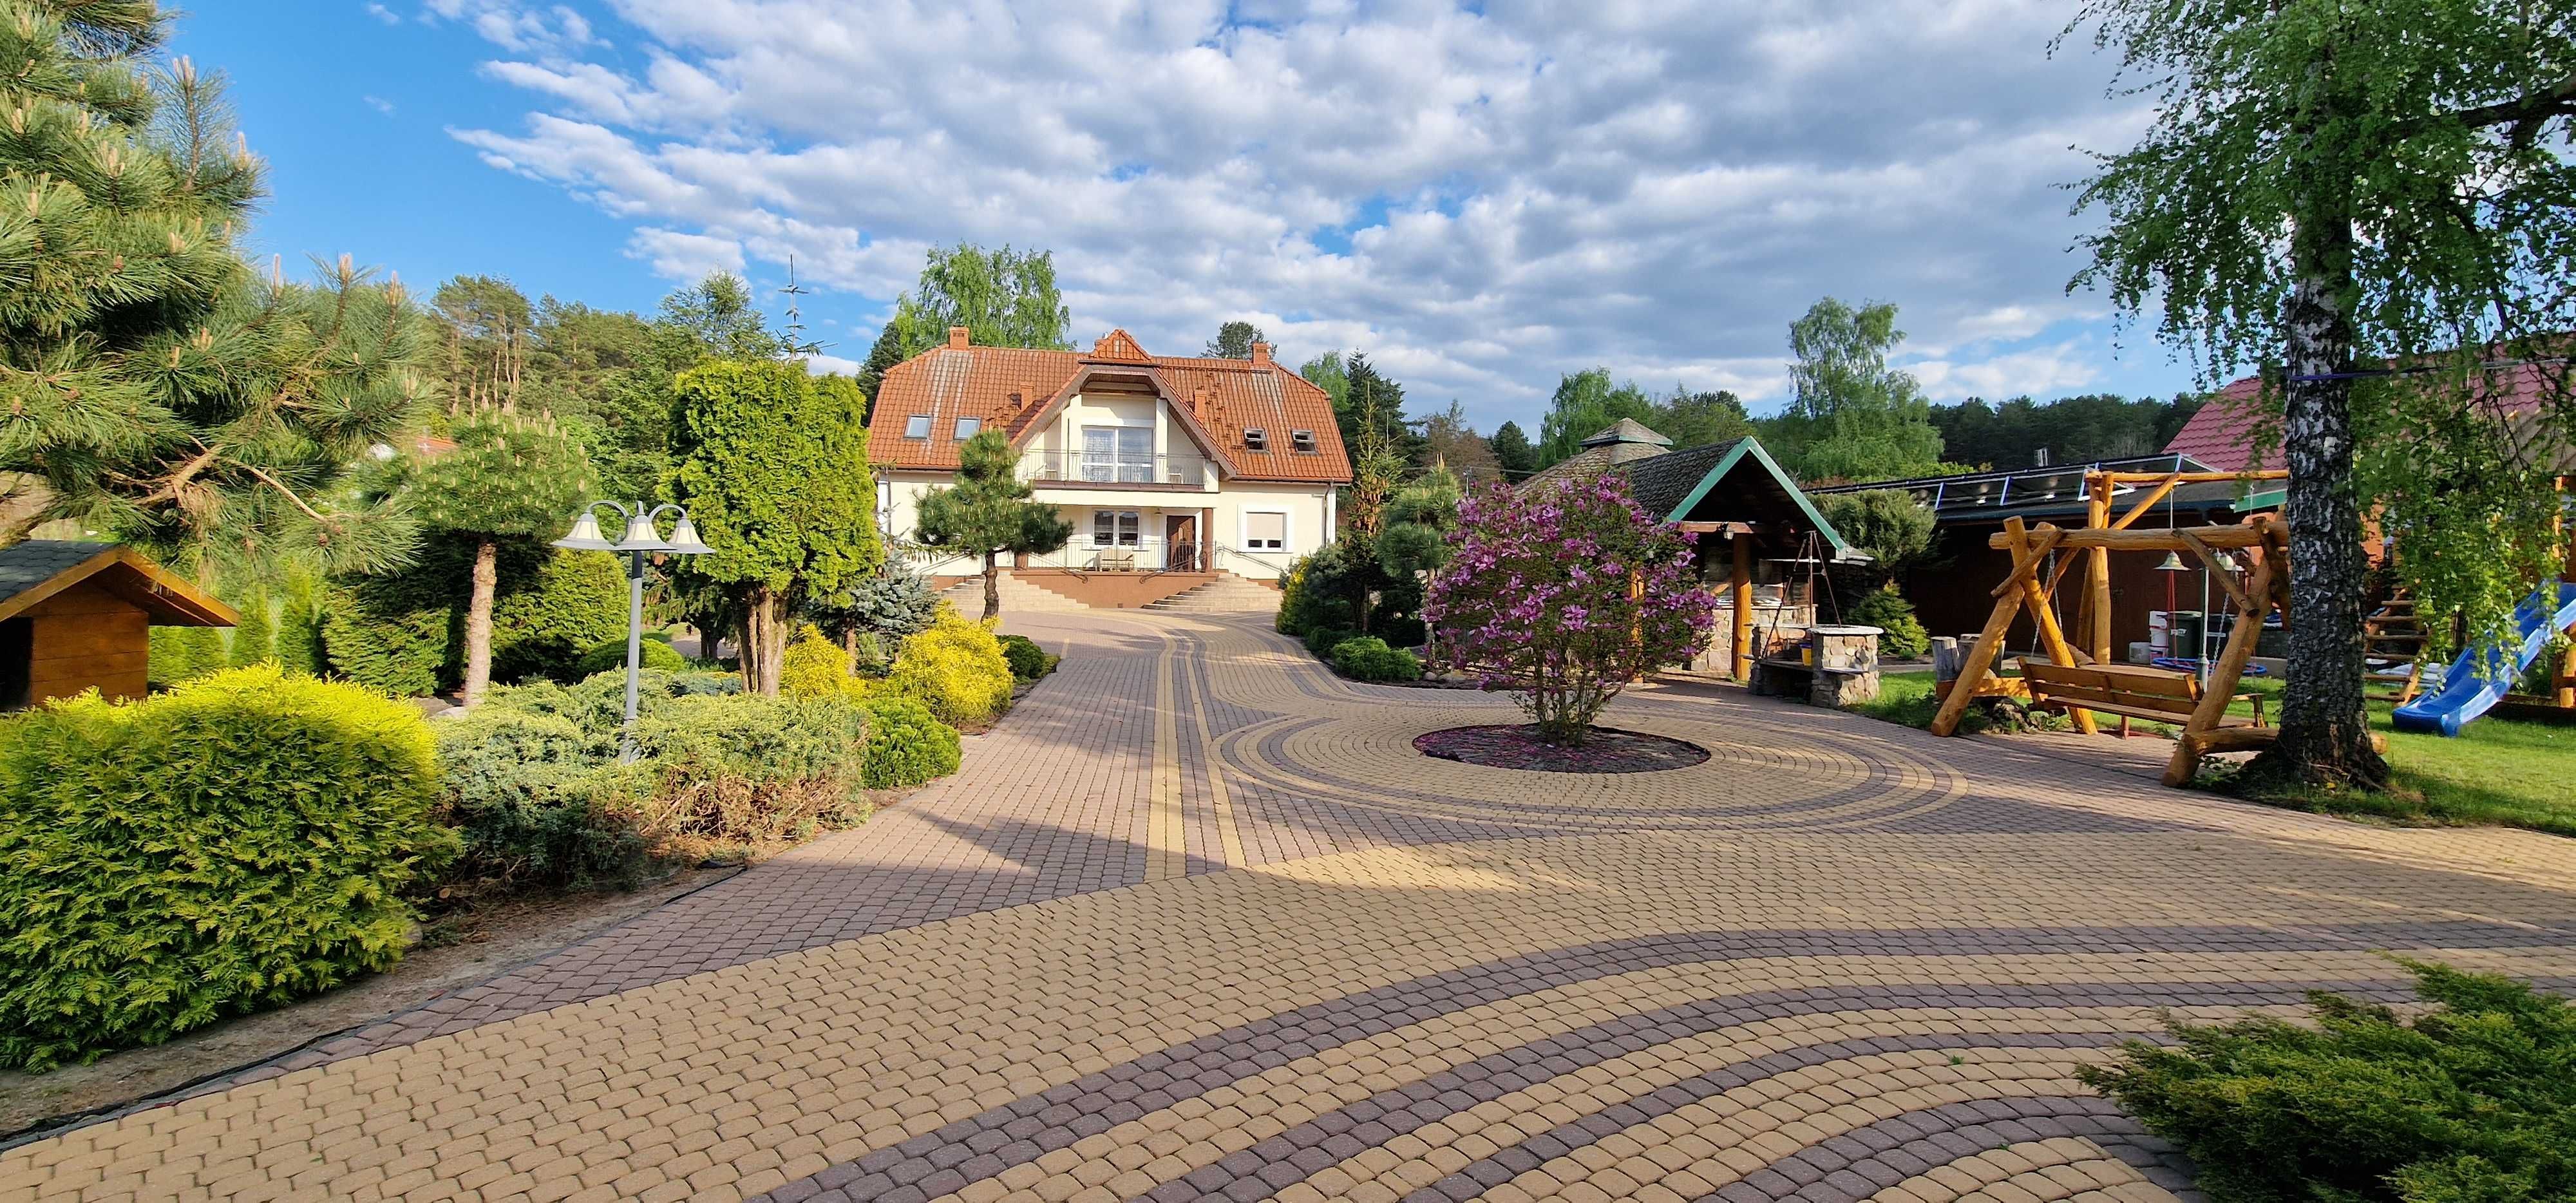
[884,604,1014,725]
[860,695,962,788]
[0,667,456,1070]
[781,623,867,701]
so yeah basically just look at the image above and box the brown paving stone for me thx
[5,611,2573,1203]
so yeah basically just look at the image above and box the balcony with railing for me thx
[894,536,1246,576]
[1023,448,1213,489]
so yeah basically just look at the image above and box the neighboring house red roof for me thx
[2164,363,2564,473]
[867,328,1353,484]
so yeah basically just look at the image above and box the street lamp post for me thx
[554,500,716,761]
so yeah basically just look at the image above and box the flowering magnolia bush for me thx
[1423,475,1717,744]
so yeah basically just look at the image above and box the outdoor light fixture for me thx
[2155,551,2189,572]
[554,501,715,761]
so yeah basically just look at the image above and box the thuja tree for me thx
[915,430,1072,619]
[668,363,879,695]
[407,406,595,706]
[2066,0,2576,790]
[0,10,428,576]
[1423,475,1716,744]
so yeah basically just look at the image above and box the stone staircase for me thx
[1144,574,1283,613]
[938,571,1091,612]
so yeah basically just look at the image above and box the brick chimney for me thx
[1249,341,1271,366]
[947,326,970,350]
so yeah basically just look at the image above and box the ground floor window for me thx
[1092,509,1141,547]
[1243,510,1287,551]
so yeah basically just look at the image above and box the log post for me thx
[2019,529,2098,736]
[2165,517,2282,786]
[1731,535,1754,683]
[2085,472,2113,665]
[1929,517,2042,736]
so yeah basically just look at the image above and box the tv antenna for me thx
[777,255,828,356]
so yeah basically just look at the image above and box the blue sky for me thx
[180,2,2222,432]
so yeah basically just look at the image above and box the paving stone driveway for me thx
[8,611,2575,1203]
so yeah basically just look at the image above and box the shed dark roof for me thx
[1623,439,1747,518]
[0,541,238,626]
[0,540,115,607]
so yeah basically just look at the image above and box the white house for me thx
[869,327,1352,600]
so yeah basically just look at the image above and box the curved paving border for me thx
[4,610,2573,1202]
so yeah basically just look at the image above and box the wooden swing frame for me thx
[1927,512,2292,788]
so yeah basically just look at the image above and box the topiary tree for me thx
[914,430,1072,619]
[1423,475,1717,744]
[406,406,596,706]
[668,363,881,695]
[781,623,862,700]
[225,585,274,667]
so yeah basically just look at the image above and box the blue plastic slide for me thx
[2391,580,2576,737]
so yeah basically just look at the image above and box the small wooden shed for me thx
[0,541,237,708]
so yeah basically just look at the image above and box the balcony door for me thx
[1082,426,1154,484]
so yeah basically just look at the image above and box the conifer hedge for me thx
[0,667,456,1070]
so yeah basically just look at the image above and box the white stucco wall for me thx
[876,391,1334,582]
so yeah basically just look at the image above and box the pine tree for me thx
[406,405,596,706]
[915,430,1073,620]
[0,6,429,578]
[1489,421,1540,478]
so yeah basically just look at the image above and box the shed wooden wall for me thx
[17,579,149,704]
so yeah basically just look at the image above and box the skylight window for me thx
[954,417,981,439]
[904,415,931,439]
[1291,429,1317,451]
[1243,428,1267,451]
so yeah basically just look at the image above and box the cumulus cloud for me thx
[439,0,2162,424]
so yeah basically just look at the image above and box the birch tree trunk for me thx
[460,537,498,708]
[2251,209,2391,788]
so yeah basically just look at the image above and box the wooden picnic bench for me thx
[2014,657,2267,737]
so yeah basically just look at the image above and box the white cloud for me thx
[440,0,2173,426]
[363,95,397,115]
[365,3,401,25]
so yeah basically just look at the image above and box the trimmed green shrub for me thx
[572,632,687,681]
[627,694,873,841]
[1330,636,1423,682]
[227,586,275,667]
[1374,614,1429,651]
[885,605,1015,725]
[851,630,890,677]
[275,573,325,676]
[1276,552,1321,634]
[2080,961,2575,1203]
[1304,625,1359,657]
[1846,585,1931,659]
[488,668,742,744]
[998,633,1050,680]
[0,666,457,1070]
[860,695,963,789]
[324,543,627,694]
[434,709,652,889]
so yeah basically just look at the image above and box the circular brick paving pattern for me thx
[5,610,2573,1203]
[1414,724,1713,773]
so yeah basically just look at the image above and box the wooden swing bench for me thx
[2014,657,2267,735]
[1929,513,2293,787]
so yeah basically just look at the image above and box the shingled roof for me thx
[866,328,1352,484]
[0,541,238,625]
[2166,361,2571,473]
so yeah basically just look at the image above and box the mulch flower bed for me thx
[1413,724,1710,773]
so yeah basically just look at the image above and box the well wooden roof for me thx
[0,541,238,626]
[867,330,1354,483]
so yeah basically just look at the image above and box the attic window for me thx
[904,414,931,439]
[954,417,981,439]
[1243,428,1267,451]
[1291,429,1317,452]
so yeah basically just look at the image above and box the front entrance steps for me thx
[1143,574,1283,613]
[937,571,1092,612]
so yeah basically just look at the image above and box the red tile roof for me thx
[2164,363,2561,473]
[867,330,1353,483]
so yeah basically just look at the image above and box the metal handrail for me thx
[1023,448,1212,486]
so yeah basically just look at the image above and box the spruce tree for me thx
[0,3,428,580]
[914,430,1072,620]
[406,405,595,706]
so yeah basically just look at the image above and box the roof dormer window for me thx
[1243,428,1267,451]
[1291,429,1317,452]
[954,417,981,439]
[904,414,931,439]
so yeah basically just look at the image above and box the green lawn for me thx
[1852,670,2576,837]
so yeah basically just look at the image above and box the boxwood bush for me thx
[2080,961,2575,1203]
[859,695,963,789]
[884,605,1015,725]
[1330,636,1423,682]
[998,633,1051,680]
[0,667,457,1070]
[571,632,687,681]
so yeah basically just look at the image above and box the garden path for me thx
[6,611,2575,1203]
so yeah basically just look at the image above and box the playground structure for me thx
[2390,475,2576,735]
[1929,513,2298,787]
